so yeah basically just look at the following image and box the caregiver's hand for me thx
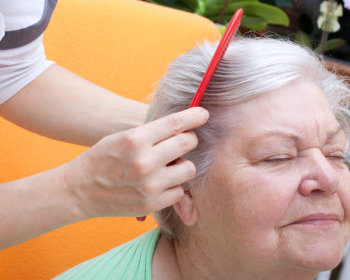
[0,107,208,250]
[63,107,209,219]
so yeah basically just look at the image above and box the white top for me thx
[0,0,55,104]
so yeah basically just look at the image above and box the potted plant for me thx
[143,0,290,32]
[267,0,350,79]
[144,0,350,79]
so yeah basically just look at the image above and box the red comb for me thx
[189,8,243,107]
[136,9,243,223]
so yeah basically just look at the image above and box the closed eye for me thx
[263,155,293,162]
[326,151,347,166]
[327,155,345,162]
[327,150,345,158]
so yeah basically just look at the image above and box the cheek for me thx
[205,166,300,235]
[196,166,302,264]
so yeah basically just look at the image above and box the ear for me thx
[173,190,199,226]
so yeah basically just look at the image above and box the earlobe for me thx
[173,190,199,226]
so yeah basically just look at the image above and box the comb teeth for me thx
[189,8,243,108]
[220,33,234,59]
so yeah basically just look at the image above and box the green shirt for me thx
[54,228,160,280]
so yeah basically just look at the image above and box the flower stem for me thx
[217,0,230,24]
[318,0,334,55]
[318,30,329,55]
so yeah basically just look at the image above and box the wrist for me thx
[59,161,92,221]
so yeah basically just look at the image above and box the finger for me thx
[149,186,184,212]
[151,158,196,192]
[152,131,198,166]
[138,107,209,145]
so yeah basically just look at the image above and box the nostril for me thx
[299,178,319,196]
[298,171,339,196]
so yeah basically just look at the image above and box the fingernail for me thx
[136,216,147,222]
[201,108,209,121]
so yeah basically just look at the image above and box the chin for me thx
[281,226,348,273]
[293,244,344,272]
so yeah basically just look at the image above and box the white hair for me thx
[147,37,350,239]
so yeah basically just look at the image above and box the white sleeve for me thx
[0,12,4,41]
[0,34,54,104]
[0,0,56,105]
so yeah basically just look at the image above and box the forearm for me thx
[0,107,208,250]
[0,165,84,250]
[0,64,148,146]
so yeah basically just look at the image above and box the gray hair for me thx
[147,37,350,239]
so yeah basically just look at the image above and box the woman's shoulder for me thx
[54,228,160,280]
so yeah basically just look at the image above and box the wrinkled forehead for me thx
[218,80,344,146]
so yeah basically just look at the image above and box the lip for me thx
[289,213,341,226]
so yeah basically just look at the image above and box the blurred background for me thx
[143,0,350,65]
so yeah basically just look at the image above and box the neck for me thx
[160,231,319,280]
[152,234,182,280]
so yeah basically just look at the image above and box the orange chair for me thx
[0,0,220,278]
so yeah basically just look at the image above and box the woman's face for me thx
[194,80,350,277]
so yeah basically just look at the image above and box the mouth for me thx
[289,213,341,227]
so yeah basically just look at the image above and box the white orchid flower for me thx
[317,0,343,32]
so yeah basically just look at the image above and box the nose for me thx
[298,149,339,196]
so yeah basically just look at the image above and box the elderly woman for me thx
[55,37,350,280]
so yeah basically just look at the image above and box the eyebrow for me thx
[250,126,344,144]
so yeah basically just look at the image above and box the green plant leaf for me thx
[209,14,267,30]
[294,30,312,48]
[315,39,346,53]
[204,2,289,26]
[259,0,275,5]
[207,0,259,6]
[196,0,208,14]
[178,0,198,9]
[145,0,193,12]
[241,15,268,30]
[204,0,259,15]
[275,0,294,8]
